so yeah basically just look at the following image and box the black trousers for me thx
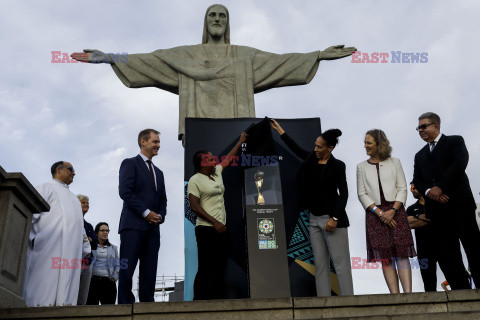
[86,275,117,305]
[194,226,228,300]
[415,228,438,291]
[432,205,480,290]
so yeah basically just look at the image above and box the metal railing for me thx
[136,274,184,302]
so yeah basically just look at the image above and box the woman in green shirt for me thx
[187,132,247,300]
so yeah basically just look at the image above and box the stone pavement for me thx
[1,289,479,319]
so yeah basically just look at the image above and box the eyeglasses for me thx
[416,123,435,131]
[64,167,75,173]
[99,229,110,233]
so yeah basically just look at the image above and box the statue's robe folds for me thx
[111,44,320,140]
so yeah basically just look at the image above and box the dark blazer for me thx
[84,220,98,250]
[118,155,167,233]
[281,133,349,228]
[413,134,476,213]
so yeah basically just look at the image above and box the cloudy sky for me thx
[1,0,479,299]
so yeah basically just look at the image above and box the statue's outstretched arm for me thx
[71,49,122,64]
[318,45,357,61]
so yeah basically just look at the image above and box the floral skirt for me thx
[365,201,416,262]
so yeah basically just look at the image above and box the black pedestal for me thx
[183,117,321,300]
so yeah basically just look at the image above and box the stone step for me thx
[293,289,480,319]
[335,311,480,320]
[0,289,478,320]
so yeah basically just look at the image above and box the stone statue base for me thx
[0,166,49,308]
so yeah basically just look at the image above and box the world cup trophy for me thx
[254,170,265,205]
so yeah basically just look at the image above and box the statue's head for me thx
[202,4,230,44]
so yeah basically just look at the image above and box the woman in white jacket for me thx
[356,129,416,293]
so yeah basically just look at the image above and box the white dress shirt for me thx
[425,133,442,195]
[139,153,157,218]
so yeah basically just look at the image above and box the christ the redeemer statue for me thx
[72,4,356,140]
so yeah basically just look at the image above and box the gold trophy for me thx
[254,170,265,205]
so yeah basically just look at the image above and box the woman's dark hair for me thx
[193,150,210,173]
[319,129,342,148]
[95,222,111,246]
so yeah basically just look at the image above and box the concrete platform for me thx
[0,290,479,319]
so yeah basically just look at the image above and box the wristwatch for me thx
[392,208,399,214]
[332,217,338,221]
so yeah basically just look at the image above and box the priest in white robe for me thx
[71,4,356,140]
[21,161,86,307]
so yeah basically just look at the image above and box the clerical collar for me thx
[52,179,69,188]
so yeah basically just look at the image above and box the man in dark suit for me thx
[406,185,438,291]
[118,128,167,303]
[413,112,480,290]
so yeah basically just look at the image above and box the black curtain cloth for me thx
[244,117,278,157]
[184,117,321,298]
